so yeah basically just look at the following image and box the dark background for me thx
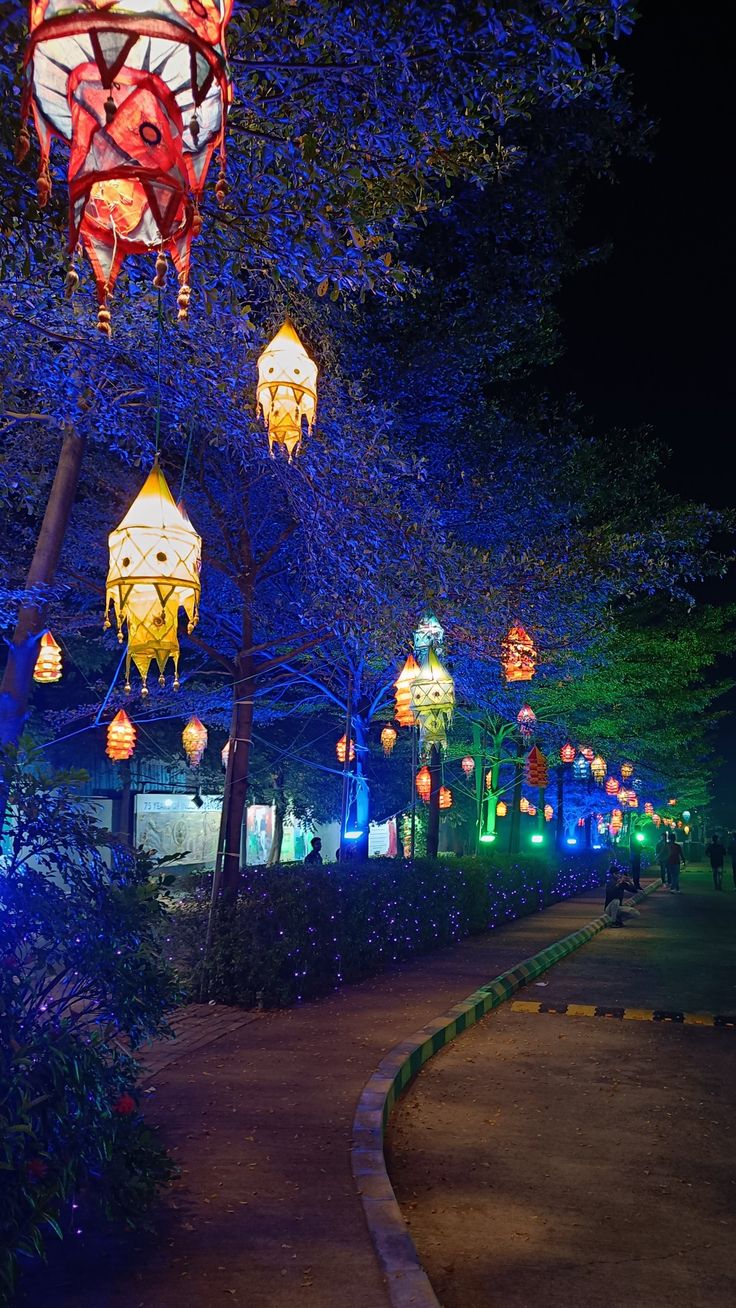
[548,0,734,823]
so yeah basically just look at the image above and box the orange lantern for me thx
[415,766,431,803]
[544,803,553,822]
[525,745,548,788]
[527,804,537,817]
[519,797,530,814]
[621,761,634,779]
[33,630,62,684]
[439,786,453,810]
[580,746,594,762]
[380,726,397,756]
[605,777,620,796]
[628,795,639,809]
[336,735,355,764]
[667,797,678,806]
[106,709,136,761]
[501,624,537,682]
[560,742,576,764]
[517,704,536,737]
[394,653,420,727]
[182,715,208,766]
[591,754,606,781]
[496,800,508,818]
[461,755,475,777]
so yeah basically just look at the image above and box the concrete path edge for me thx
[351,881,660,1308]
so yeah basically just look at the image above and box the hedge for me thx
[173,851,611,1008]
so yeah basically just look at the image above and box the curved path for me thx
[387,866,736,1308]
[22,879,622,1308]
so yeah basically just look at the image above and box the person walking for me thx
[705,833,726,890]
[666,832,685,893]
[655,832,669,884]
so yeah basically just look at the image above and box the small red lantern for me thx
[33,630,62,684]
[544,803,553,822]
[336,735,355,764]
[527,804,537,817]
[380,726,397,756]
[580,746,594,762]
[577,816,585,827]
[517,704,536,738]
[525,745,548,788]
[106,709,136,761]
[415,766,431,803]
[560,742,576,764]
[501,624,537,683]
[461,755,475,777]
[621,761,634,779]
[605,777,620,796]
[439,786,453,810]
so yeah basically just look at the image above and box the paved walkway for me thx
[21,879,629,1308]
[387,866,736,1308]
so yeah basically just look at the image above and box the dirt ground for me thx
[386,869,736,1308]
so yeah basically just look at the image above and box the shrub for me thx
[177,850,609,1008]
[0,756,180,1301]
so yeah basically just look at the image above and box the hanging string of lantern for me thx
[415,766,431,803]
[410,647,454,752]
[461,755,475,778]
[32,630,62,684]
[394,654,420,726]
[336,734,356,764]
[516,704,536,739]
[439,786,453,810]
[106,708,136,761]
[380,726,397,757]
[501,624,537,682]
[182,715,208,766]
[19,0,234,333]
[256,321,318,460]
[105,461,201,695]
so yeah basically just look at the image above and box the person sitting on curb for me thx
[604,863,637,927]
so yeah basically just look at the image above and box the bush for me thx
[0,756,180,1301]
[176,851,609,1008]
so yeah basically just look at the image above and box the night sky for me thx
[548,1,735,819]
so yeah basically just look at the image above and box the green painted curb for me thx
[351,881,660,1308]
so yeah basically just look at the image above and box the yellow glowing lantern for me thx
[461,755,475,777]
[182,716,208,766]
[683,824,690,836]
[621,761,634,779]
[336,734,355,764]
[496,800,508,818]
[591,754,606,781]
[415,766,431,803]
[33,630,62,684]
[380,726,397,756]
[501,624,537,682]
[544,803,553,822]
[394,653,420,727]
[256,320,318,461]
[519,796,530,814]
[439,786,453,810]
[527,804,537,817]
[410,647,454,750]
[106,708,136,761]
[105,462,201,695]
[667,797,677,806]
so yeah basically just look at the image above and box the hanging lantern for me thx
[221,739,230,770]
[106,708,136,761]
[415,766,431,803]
[527,804,537,818]
[394,653,420,727]
[411,647,454,750]
[519,797,530,814]
[591,754,606,781]
[461,754,475,778]
[597,821,607,835]
[485,769,493,791]
[652,812,662,827]
[501,624,537,683]
[579,746,594,762]
[380,726,397,756]
[105,462,201,695]
[610,816,623,835]
[336,734,356,764]
[439,786,453,810]
[683,824,690,836]
[667,797,678,806]
[560,742,576,765]
[544,803,553,822]
[573,754,589,780]
[182,715,208,766]
[628,795,639,809]
[516,704,536,738]
[496,800,508,818]
[413,611,445,660]
[33,630,62,684]
[618,787,633,807]
[605,776,620,796]
[21,0,233,332]
[577,816,585,827]
[620,761,634,779]
[644,801,654,816]
[525,745,548,788]
[256,321,318,460]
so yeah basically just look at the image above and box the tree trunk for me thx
[267,769,285,865]
[556,765,565,849]
[509,763,523,854]
[351,715,370,861]
[0,427,85,752]
[426,744,441,859]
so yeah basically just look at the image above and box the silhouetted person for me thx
[705,833,725,890]
[666,832,685,893]
[604,863,637,926]
[629,844,642,891]
[728,833,736,890]
[304,836,323,866]
[655,833,669,884]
